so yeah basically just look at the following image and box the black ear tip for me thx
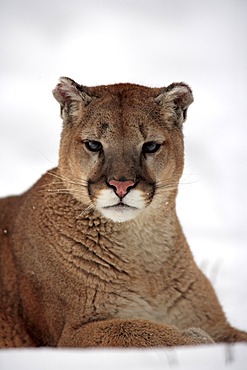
[183,107,188,120]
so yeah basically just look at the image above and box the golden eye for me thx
[142,142,161,154]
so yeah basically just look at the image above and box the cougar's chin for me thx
[95,189,146,223]
[100,205,143,223]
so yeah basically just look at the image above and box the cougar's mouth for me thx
[95,188,146,222]
[105,202,137,210]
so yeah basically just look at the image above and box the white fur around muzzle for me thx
[96,189,145,222]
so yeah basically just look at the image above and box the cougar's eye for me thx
[142,141,161,154]
[84,141,103,152]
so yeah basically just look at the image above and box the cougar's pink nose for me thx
[108,179,135,198]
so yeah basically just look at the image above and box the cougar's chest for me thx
[76,244,172,325]
[81,266,174,329]
[35,205,176,325]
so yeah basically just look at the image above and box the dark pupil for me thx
[143,142,160,153]
[85,141,102,152]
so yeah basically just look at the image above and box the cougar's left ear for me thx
[154,83,194,129]
[52,77,92,121]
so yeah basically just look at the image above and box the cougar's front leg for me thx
[175,266,247,344]
[58,319,214,347]
[210,326,247,343]
[0,311,36,348]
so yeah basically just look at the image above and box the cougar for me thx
[0,77,246,347]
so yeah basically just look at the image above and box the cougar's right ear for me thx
[52,77,92,121]
[154,83,194,129]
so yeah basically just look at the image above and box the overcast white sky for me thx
[0,0,247,239]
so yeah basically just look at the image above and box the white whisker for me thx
[76,204,95,219]
[47,170,87,187]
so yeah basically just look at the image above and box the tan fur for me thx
[0,77,246,348]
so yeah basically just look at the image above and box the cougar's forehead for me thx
[81,92,165,143]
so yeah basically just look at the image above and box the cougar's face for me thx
[54,79,192,222]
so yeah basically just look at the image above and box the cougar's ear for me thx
[52,77,92,121]
[154,83,193,129]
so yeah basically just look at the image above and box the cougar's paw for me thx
[183,327,214,344]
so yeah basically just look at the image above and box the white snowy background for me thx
[0,0,246,369]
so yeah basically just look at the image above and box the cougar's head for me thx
[53,77,193,222]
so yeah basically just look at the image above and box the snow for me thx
[0,0,247,368]
[0,345,247,370]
